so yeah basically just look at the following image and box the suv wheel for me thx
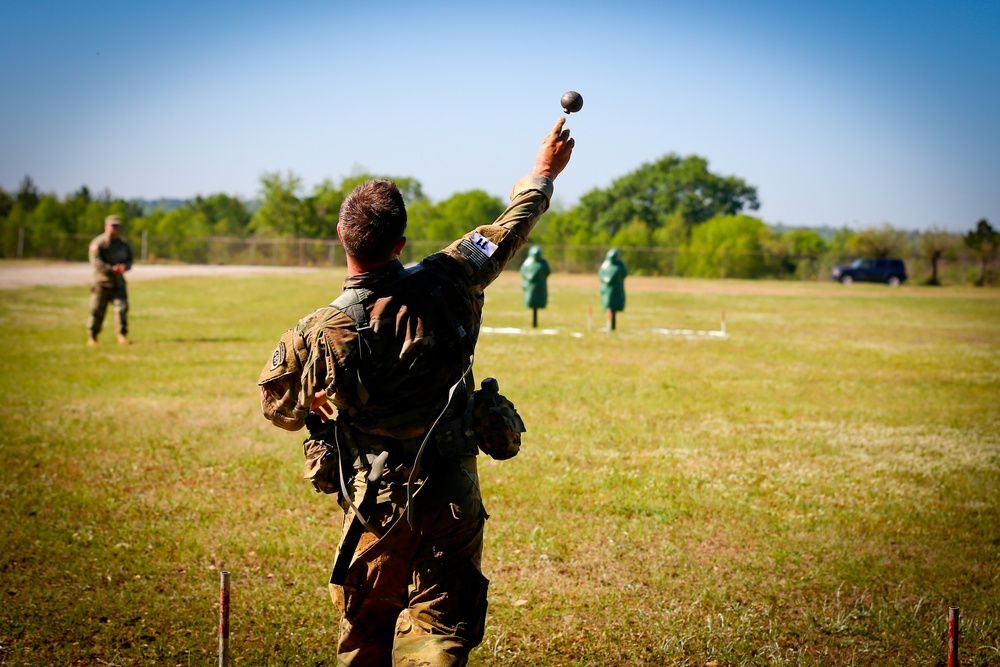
[840,275,854,285]
[887,276,901,287]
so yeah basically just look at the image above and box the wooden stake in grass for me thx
[948,606,959,667]
[219,571,230,667]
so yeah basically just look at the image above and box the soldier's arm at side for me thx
[259,308,354,431]
[89,238,115,278]
[258,325,313,431]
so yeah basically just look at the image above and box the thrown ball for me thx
[561,90,584,114]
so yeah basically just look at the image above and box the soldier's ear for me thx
[393,236,407,257]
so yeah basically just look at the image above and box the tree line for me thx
[1,155,997,285]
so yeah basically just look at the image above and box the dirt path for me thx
[0,262,319,289]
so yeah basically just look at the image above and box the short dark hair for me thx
[338,180,407,265]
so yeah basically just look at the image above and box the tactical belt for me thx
[308,413,471,472]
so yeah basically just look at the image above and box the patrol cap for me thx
[105,215,122,226]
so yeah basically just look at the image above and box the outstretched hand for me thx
[533,117,575,182]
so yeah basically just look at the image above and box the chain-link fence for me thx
[3,229,996,285]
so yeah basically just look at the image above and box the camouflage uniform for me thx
[259,174,552,667]
[88,232,133,338]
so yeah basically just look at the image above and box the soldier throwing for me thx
[88,215,133,346]
[259,118,574,666]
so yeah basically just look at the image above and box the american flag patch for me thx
[457,231,497,268]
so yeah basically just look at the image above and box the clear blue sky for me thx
[2,0,998,232]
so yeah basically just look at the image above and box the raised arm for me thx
[532,117,575,182]
[436,118,576,286]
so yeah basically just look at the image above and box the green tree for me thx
[847,224,908,258]
[150,207,212,263]
[918,227,959,286]
[777,228,828,279]
[418,190,505,242]
[827,227,854,255]
[192,194,251,237]
[1,202,28,257]
[610,219,653,248]
[611,220,660,275]
[26,195,72,258]
[964,219,998,286]
[574,154,758,238]
[307,179,345,239]
[16,176,40,213]
[0,187,15,256]
[678,215,770,279]
[650,212,690,249]
[532,208,608,247]
[251,171,306,237]
[62,187,93,235]
[0,186,13,219]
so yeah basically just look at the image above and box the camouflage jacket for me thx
[259,174,553,445]
[89,233,133,288]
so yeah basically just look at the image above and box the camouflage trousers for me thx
[330,455,489,667]
[88,283,128,337]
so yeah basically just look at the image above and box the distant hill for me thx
[769,223,843,241]
[132,198,261,216]
[134,198,186,216]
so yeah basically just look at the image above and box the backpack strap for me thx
[331,287,374,332]
[329,264,472,408]
[330,286,376,404]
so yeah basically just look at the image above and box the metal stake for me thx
[948,606,959,667]
[219,571,230,667]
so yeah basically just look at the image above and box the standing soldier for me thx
[258,118,574,666]
[88,215,133,346]
[520,245,551,328]
[598,247,627,331]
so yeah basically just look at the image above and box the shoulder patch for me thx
[458,231,497,268]
[259,327,308,385]
[270,340,286,370]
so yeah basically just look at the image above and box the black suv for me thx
[831,258,907,286]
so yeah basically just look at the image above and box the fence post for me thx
[248,239,256,266]
[141,230,148,262]
[17,227,24,259]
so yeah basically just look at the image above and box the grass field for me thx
[1,268,998,666]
